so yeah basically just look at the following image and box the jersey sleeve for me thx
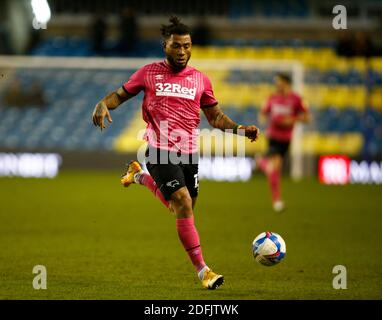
[200,74,218,108]
[122,65,146,95]
[294,94,307,115]
[262,96,272,114]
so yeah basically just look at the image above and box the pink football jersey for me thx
[263,92,306,142]
[123,61,218,154]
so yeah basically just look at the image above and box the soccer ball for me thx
[252,231,286,266]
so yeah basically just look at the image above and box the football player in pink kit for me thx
[257,73,310,212]
[92,17,260,290]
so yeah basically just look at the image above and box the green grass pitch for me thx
[0,170,381,300]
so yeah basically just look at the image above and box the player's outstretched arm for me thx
[259,103,269,126]
[283,101,312,126]
[202,104,260,142]
[296,101,312,123]
[92,87,134,131]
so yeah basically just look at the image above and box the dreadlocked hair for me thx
[276,72,292,84]
[160,16,190,40]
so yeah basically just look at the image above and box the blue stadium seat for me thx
[0,68,139,151]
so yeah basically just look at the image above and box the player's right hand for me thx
[92,103,113,131]
[240,125,260,142]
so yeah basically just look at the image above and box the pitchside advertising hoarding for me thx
[318,155,382,185]
[0,152,254,181]
[0,153,62,178]
[2,152,381,184]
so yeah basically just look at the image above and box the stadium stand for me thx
[0,68,139,151]
[1,37,382,158]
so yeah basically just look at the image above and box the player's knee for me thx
[172,193,192,207]
[269,155,282,171]
[275,156,283,169]
[171,189,192,211]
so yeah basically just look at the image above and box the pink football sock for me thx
[268,169,281,202]
[138,173,169,209]
[257,157,268,173]
[176,217,206,272]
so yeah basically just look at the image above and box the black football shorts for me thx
[144,146,199,201]
[267,138,290,158]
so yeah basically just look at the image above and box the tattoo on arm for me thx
[203,106,237,131]
[214,112,236,130]
[102,88,132,110]
[96,87,133,111]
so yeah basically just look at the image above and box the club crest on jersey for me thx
[155,83,196,100]
[186,76,195,83]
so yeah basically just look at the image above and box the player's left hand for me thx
[92,103,113,131]
[240,125,260,142]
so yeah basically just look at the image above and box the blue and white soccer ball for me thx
[252,232,286,266]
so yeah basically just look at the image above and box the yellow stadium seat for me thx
[303,85,367,110]
[317,48,337,60]
[370,89,382,110]
[323,134,344,154]
[302,132,320,154]
[203,70,229,83]
[350,87,366,110]
[341,133,364,155]
[279,47,297,60]
[191,46,207,59]
[300,48,316,59]
[370,58,382,71]
[241,47,258,59]
[348,57,367,72]
[238,85,254,105]
[303,85,325,109]
[257,47,278,59]
[219,46,241,59]
[199,46,221,59]
[302,132,363,155]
